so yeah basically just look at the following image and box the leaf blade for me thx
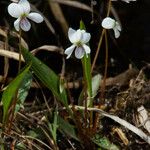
[2,65,31,123]
[21,47,68,108]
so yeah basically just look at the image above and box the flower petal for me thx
[65,45,75,59]
[28,13,44,23]
[19,0,30,14]
[75,47,85,59]
[116,22,121,31]
[101,17,115,29]
[14,18,21,31]
[80,32,91,44]
[113,27,120,38]
[8,3,23,18]
[112,0,136,3]
[122,0,136,3]
[20,18,31,31]
[68,28,82,43]
[83,44,91,54]
[68,28,76,43]
[75,29,82,42]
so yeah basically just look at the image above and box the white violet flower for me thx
[101,17,121,38]
[112,0,136,3]
[8,0,44,31]
[65,28,91,59]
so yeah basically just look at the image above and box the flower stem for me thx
[91,0,111,72]
[99,0,111,103]
[91,29,105,72]
[100,31,108,103]
[18,29,22,73]
[93,0,111,131]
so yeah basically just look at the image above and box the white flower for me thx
[65,28,91,59]
[112,0,136,3]
[101,17,121,38]
[124,0,136,3]
[122,0,136,2]
[8,0,44,31]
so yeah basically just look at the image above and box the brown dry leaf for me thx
[137,105,150,134]
[73,106,150,145]
[0,28,7,37]
[48,0,68,36]
[31,45,64,55]
[0,41,15,50]
[0,49,24,62]
[52,0,93,12]
[113,127,129,145]
[0,44,63,62]
[0,27,10,82]
[10,31,28,49]
[0,27,28,50]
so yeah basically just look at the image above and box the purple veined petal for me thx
[68,28,79,43]
[20,18,31,31]
[28,13,44,23]
[113,27,120,38]
[75,47,85,59]
[80,32,91,44]
[83,44,91,54]
[8,3,23,18]
[101,17,115,29]
[19,0,30,14]
[64,44,75,59]
[14,18,21,31]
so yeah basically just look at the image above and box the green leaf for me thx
[80,20,93,107]
[82,54,93,107]
[27,130,38,138]
[58,116,79,141]
[2,65,31,123]
[92,135,119,150]
[78,74,101,106]
[59,78,65,93]
[16,72,32,112]
[21,47,69,109]
[48,109,59,143]
[91,74,102,98]
[80,20,86,30]
[16,142,27,150]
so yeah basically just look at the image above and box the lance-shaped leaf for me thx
[2,65,31,123]
[21,46,69,109]
[16,71,32,113]
[58,115,79,141]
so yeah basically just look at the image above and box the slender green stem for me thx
[80,20,93,107]
[82,55,93,106]
[18,29,22,73]
[81,54,94,129]
[80,21,93,129]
